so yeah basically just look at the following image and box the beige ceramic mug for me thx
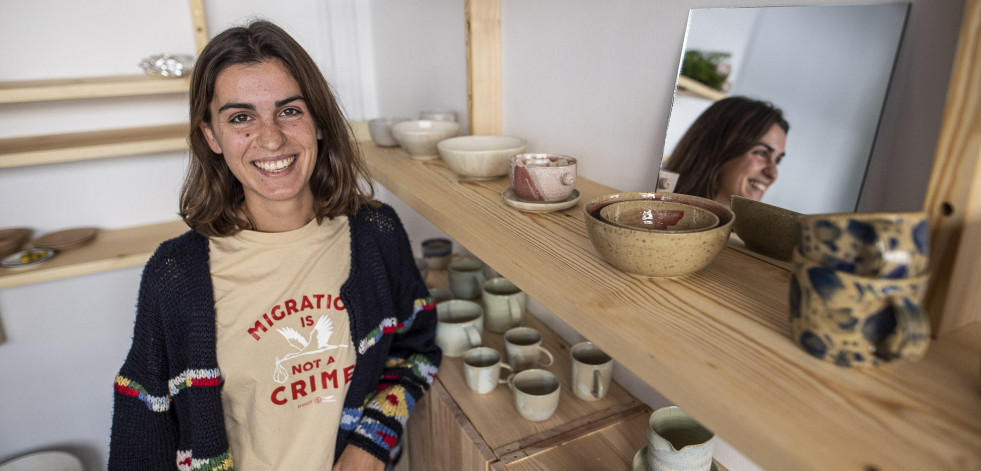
[570,341,613,401]
[435,300,483,357]
[462,347,513,394]
[448,258,487,300]
[647,406,715,471]
[507,369,561,422]
[481,277,527,333]
[503,327,554,372]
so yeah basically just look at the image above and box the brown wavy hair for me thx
[180,20,375,237]
[663,96,789,200]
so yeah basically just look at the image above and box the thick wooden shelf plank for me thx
[0,220,188,289]
[0,75,189,104]
[363,142,981,471]
[0,123,189,168]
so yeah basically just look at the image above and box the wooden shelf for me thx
[0,75,189,104]
[363,142,981,471]
[677,75,727,101]
[0,123,189,168]
[0,220,188,289]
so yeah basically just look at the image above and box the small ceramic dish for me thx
[632,446,719,471]
[390,119,460,160]
[1,248,56,268]
[600,200,719,233]
[730,195,800,262]
[437,135,527,180]
[502,188,580,213]
[368,117,410,147]
[584,192,734,277]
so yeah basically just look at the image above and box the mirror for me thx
[660,4,909,217]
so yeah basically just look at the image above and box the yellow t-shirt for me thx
[210,217,356,471]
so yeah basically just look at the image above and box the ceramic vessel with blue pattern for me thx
[797,212,929,279]
[789,249,930,367]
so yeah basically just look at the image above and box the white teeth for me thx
[750,182,767,192]
[254,156,296,172]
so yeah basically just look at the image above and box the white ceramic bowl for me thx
[391,120,460,160]
[584,192,734,277]
[437,135,528,180]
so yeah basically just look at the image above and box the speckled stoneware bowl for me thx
[437,135,527,180]
[391,119,460,160]
[730,195,801,262]
[600,200,719,233]
[584,192,734,277]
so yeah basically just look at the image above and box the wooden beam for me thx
[465,0,502,135]
[922,0,981,336]
[188,0,209,53]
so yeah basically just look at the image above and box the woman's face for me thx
[200,59,322,219]
[715,124,786,204]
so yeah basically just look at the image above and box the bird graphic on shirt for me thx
[272,314,349,384]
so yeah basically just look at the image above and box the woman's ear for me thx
[200,122,223,154]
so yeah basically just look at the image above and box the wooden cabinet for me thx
[362,142,981,471]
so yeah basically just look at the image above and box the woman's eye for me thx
[281,107,302,117]
[229,114,251,123]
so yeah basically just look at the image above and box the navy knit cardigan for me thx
[109,203,441,470]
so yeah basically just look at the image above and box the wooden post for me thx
[922,0,981,336]
[188,0,209,53]
[465,0,502,135]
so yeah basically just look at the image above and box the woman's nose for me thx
[763,160,778,180]
[257,120,286,149]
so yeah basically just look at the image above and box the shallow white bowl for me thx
[437,135,527,180]
[391,120,460,160]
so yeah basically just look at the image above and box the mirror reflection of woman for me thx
[663,96,789,206]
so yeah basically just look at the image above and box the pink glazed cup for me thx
[509,153,577,202]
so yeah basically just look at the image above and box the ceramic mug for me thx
[796,211,930,279]
[507,369,561,422]
[462,347,513,394]
[647,406,715,471]
[367,117,409,147]
[429,288,453,305]
[509,153,577,202]
[570,341,613,401]
[421,237,453,270]
[481,277,527,333]
[503,327,554,372]
[789,249,931,367]
[435,300,484,357]
[449,258,487,300]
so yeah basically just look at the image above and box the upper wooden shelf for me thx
[676,75,727,101]
[0,75,189,104]
[0,220,188,289]
[361,142,981,471]
[0,123,189,168]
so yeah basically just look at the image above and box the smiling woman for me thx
[662,96,789,206]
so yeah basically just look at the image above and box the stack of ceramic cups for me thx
[789,212,932,367]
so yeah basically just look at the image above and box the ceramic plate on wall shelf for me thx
[1,249,56,268]
[502,188,580,213]
[632,446,720,471]
[32,227,99,250]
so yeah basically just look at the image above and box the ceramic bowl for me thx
[368,117,410,147]
[584,192,734,277]
[509,153,577,202]
[730,195,801,262]
[600,200,719,233]
[437,135,528,180]
[391,120,460,160]
[0,227,33,259]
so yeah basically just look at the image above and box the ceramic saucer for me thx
[502,188,580,213]
[632,446,720,471]
[1,248,56,268]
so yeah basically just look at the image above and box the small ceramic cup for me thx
[507,369,561,422]
[647,406,715,471]
[367,117,410,147]
[570,341,613,401]
[509,153,577,202]
[422,237,453,270]
[481,277,527,333]
[796,211,930,279]
[419,109,458,122]
[789,249,931,367]
[414,257,429,285]
[435,300,484,357]
[503,327,554,372]
[449,258,487,300]
[462,347,513,394]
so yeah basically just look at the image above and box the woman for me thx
[109,20,440,471]
[663,96,789,206]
